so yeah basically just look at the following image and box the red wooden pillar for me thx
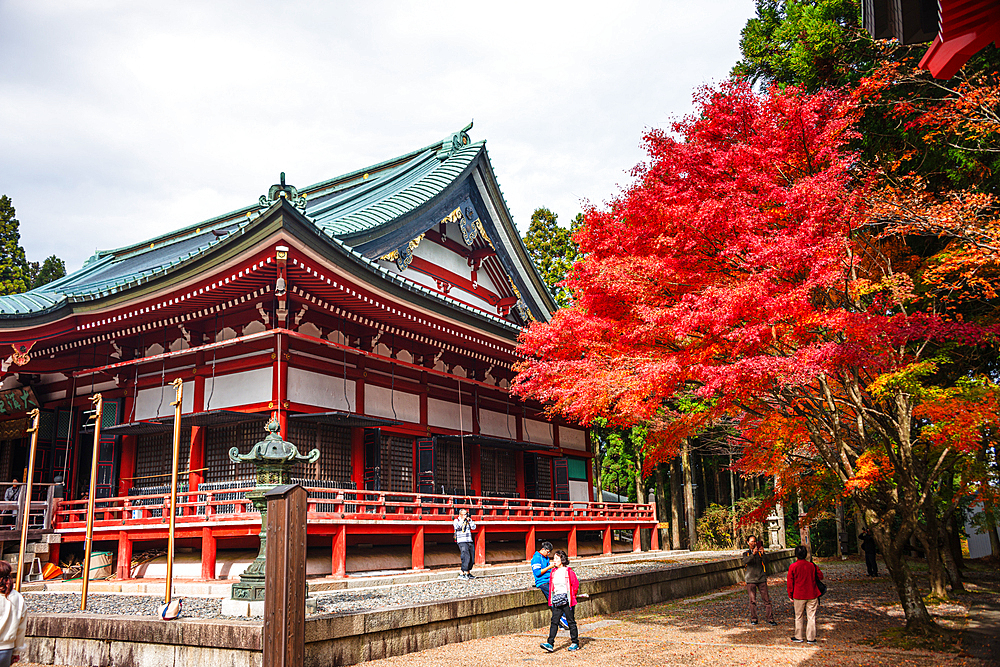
[118,435,137,496]
[201,527,217,580]
[411,526,425,570]
[116,531,132,579]
[525,525,536,561]
[568,525,578,558]
[48,542,60,568]
[651,524,660,551]
[603,524,612,555]
[274,333,290,436]
[515,452,526,498]
[633,523,642,552]
[332,525,347,578]
[189,426,205,493]
[474,526,486,565]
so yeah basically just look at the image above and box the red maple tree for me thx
[513,81,999,631]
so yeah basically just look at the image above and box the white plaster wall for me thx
[287,368,355,412]
[427,397,473,431]
[479,408,517,439]
[413,238,472,277]
[366,385,420,424]
[203,368,272,410]
[560,426,587,451]
[523,419,554,446]
[133,381,194,420]
[570,480,590,502]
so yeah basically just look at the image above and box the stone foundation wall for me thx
[25,550,794,667]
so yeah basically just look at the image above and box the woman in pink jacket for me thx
[540,550,580,652]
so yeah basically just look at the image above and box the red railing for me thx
[54,486,655,531]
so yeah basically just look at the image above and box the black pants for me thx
[458,541,474,573]
[547,603,578,644]
[864,550,878,576]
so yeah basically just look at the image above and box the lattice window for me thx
[380,434,413,493]
[318,425,352,482]
[204,422,260,483]
[134,429,192,486]
[434,439,472,494]
[535,456,553,500]
[481,447,516,496]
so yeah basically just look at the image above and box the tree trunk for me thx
[670,458,683,550]
[773,474,787,549]
[939,519,965,593]
[915,523,949,599]
[696,453,709,516]
[681,440,697,549]
[835,502,845,559]
[947,514,963,572]
[985,501,1000,558]
[797,492,811,555]
[654,463,670,549]
[879,527,937,633]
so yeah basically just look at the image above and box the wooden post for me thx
[632,523,642,552]
[165,378,183,604]
[411,526,425,570]
[525,525,536,561]
[568,526,578,558]
[81,393,104,611]
[16,409,40,591]
[263,484,307,667]
[332,526,347,578]
[201,527,217,580]
[603,524,612,555]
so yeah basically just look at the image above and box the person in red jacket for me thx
[786,544,824,643]
[540,550,580,652]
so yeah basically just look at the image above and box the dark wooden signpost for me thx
[263,483,307,667]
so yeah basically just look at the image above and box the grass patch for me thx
[922,593,951,606]
[861,627,963,653]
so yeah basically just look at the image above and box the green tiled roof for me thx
[0,126,513,323]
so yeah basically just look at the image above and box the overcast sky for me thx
[0,1,755,273]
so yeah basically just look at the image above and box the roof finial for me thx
[259,173,306,211]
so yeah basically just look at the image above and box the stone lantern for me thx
[229,417,319,603]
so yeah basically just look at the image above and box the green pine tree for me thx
[0,195,30,296]
[31,255,66,289]
[522,207,582,309]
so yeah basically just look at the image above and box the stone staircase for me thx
[1,533,61,579]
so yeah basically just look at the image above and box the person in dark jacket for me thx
[787,545,824,644]
[741,535,775,625]
[860,528,878,576]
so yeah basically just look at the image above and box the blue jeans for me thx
[0,647,13,667]
[458,541,474,573]
[537,582,550,605]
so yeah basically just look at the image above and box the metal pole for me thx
[15,409,41,591]
[81,393,104,611]
[165,378,183,604]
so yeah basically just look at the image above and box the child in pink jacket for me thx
[540,550,580,652]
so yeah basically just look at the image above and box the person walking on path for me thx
[453,508,477,580]
[742,535,775,626]
[860,528,879,576]
[540,550,580,653]
[531,542,569,630]
[787,545,824,644]
[0,561,26,666]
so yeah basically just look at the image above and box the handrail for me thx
[53,485,656,530]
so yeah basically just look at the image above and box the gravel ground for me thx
[19,552,726,620]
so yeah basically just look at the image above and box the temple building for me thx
[0,125,656,578]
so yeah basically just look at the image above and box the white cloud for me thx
[0,0,754,271]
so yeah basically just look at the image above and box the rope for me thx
[341,317,350,411]
[389,332,398,422]
[207,312,219,410]
[458,378,467,495]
